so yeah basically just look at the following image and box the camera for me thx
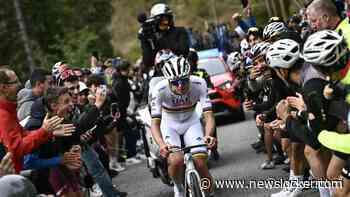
[137,13,158,40]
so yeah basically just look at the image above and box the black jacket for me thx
[253,75,297,122]
[140,26,190,68]
[111,75,130,116]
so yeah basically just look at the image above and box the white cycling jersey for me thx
[150,76,212,122]
[150,76,212,154]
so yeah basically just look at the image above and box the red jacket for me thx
[0,99,52,173]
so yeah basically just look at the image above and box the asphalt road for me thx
[113,112,320,197]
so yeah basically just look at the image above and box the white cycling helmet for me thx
[227,51,242,71]
[302,30,348,67]
[266,39,300,69]
[150,3,173,18]
[263,22,287,41]
[162,56,190,80]
[154,49,176,66]
[250,42,271,59]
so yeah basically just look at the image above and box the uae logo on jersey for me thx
[172,95,191,106]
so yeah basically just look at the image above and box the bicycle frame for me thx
[184,152,206,197]
[170,144,207,197]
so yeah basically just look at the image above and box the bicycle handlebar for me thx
[169,144,207,154]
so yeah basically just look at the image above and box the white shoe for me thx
[174,184,185,197]
[125,156,142,165]
[109,160,126,172]
[136,153,147,160]
[91,184,103,197]
[271,188,292,197]
[261,160,275,169]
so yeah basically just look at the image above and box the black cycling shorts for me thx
[285,117,321,150]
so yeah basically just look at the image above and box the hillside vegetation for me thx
[1,0,299,79]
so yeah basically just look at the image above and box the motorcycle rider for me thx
[138,3,190,71]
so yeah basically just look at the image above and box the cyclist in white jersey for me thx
[150,56,216,197]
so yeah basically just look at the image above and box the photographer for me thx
[138,3,190,70]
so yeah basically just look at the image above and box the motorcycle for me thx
[136,106,172,185]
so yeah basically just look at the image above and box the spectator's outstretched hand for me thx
[0,153,15,176]
[95,86,107,108]
[62,145,82,171]
[52,124,75,137]
[42,114,64,132]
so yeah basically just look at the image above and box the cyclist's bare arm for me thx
[199,79,215,137]
[151,118,166,147]
[203,111,215,137]
[150,82,166,148]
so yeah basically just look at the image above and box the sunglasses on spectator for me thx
[4,80,20,85]
[170,77,189,86]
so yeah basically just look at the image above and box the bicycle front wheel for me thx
[188,172,203,197]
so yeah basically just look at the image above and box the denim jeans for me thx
[81,145,119,197]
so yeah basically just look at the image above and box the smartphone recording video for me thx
[111,102,120,116]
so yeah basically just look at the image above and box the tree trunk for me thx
[279,0,288,21]
[13,0,35,72]
[265,0,273,18]
[269,0,278,17]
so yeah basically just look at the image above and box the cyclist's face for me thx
[170,77,190,95]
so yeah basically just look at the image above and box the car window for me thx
[197,58,227,76]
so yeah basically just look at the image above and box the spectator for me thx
[113,61,142,165]
[0,174,37,197]
[0,67,73,173]
[17,69,51,122]
[307,0,350,47]
[24,87,81,195]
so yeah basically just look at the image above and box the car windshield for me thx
[197,58,227,76]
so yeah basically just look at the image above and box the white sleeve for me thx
[199,79,212,113]
[150,87,162,119]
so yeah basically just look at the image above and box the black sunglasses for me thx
[4,80,19,85]
[170,77,189,86]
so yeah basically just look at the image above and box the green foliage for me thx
[52,27,99,67]
[1,0,296,79]
[1,0,113,79]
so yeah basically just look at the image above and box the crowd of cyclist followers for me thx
[2,0,350,196]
